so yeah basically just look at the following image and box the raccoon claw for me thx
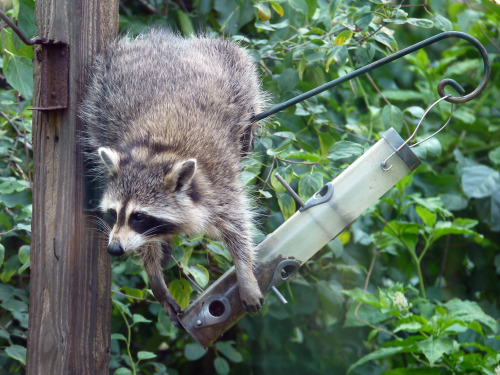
[169,311,183,329]
[241,294,265,314]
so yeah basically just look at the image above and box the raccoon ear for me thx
[171,159,197,191]
[98,147,120,174]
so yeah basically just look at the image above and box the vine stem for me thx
[115,301,137,375]
[374,213,426,298]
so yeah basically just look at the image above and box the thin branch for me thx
[259,61,273,77]
[171,256,204,293]
[276,157,325,165]
[137,0,158,14]
[112,289,159,304]
[263,156,276,188]
[17,95,32,188]
[365,72,411,137]
[364,206,393,292]
[437,234,450,286]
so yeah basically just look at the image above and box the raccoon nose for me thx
[107,243,124,256]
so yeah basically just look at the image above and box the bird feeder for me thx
[178,31,491,348]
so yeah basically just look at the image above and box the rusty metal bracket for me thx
[0,10,68,111]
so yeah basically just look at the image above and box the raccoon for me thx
[81,29,266,327]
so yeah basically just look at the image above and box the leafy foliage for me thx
[1,0,499,374]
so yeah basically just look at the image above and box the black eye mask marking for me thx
[103,209,117,228]
[128,212,179,236]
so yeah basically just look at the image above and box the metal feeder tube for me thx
[179,127,420,348]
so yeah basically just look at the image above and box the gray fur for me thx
[81,29,266,324]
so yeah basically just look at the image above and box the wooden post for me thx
[27,1,119,374]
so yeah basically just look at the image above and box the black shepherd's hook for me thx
[251,31,491,123]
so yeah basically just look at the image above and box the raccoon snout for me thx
[107,242,124,256]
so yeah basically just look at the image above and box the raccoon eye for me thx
[130,212,145,223]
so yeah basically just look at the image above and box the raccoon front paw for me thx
[240,286,265,314]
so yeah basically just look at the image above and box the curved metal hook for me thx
[252,31,490,123]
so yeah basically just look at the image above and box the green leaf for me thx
[277,68,299,92]
[289,0,308,15]
[4,55,33,100]
[394,315,430,333]
[417,337,458,366]
[168,278,193,310]
[298,172,324,202]
[382,105,403,133]
[431,220,479,243]
[18,0,36,38]
[415,49,429,69]
[206,242,232,261]
[1,299,28,312]
[269,1,284,17]
[328,0,342,18]
[488,146,500,165]
[112,299,132,317]
[137,351,157,360]
[277,192,296,220]
[404,106,425,118]
[406,18,434,28]
[461,165,500,198]
[328,141,364,160]
[114,368,132,375]
[176,10,195,35]
[111,333,127,341]
[18,245,30,264]
[240,170,257,186]
[433,14,453,31]
[443,298,498,333]
[273,131,297,141]
[215,341,243,363]
[334,30,353,46]
[373,33,398,51]
[0,255,20,283]
[185,264,210,288]
[347,347,402,373]
[0,179,30,194]
[121,286,143,301]
[326,45,348,71]
[416,206,436,227]
[254,4,271,21]
[132,314,152,324]
[0,189,32,208]
[5,345,27,365]
[184,342,207,361]
[214,357,230,375]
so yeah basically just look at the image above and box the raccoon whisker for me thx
[141,224,175,237]
[89,215,112,233]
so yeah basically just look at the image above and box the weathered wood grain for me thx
[27,1,119,374]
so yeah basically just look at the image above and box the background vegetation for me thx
[0,0,499,373]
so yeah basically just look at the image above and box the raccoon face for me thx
[97,147,206,256]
